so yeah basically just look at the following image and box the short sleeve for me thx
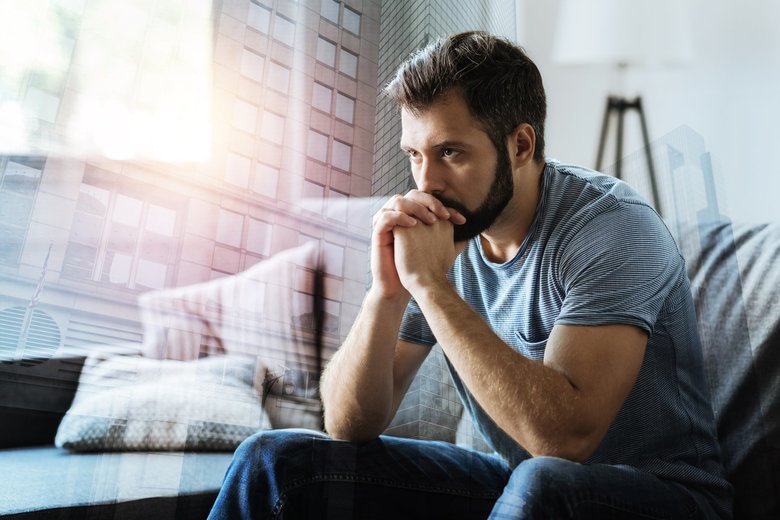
[557,203,683,333]
[398,297,437,346]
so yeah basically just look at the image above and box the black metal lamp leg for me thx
[596,96,613,172]
[636,98,662,214]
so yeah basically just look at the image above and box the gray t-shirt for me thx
[399,161,731,517]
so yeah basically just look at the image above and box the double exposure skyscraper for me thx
[1,2,515,440]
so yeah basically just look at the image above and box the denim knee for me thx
[231,428,328,476]
[507,455,578,496]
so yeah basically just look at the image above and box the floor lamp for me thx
[552,0,694,215]
[595,95,661,211]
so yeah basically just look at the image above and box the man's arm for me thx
[393,219,647,462]
[320,290,430,442]
[321,193,464,442]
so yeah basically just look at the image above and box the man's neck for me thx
[479,161,546,263]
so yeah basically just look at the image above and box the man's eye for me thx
[442,148,458,158]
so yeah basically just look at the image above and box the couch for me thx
[1,218,778,519]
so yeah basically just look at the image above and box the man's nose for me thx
[415,158,445,194]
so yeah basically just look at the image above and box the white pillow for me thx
[55,354,270,451]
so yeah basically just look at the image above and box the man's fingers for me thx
[445,208,467,225]
[403,190,451,221]
[372,208,418,234]
[373,192,469,231]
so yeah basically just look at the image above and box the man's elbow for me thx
[323,410,387,444]
[525,431,602,463]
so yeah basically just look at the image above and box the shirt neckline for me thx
[475,162,552,269]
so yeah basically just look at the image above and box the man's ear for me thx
[508,123,536,166]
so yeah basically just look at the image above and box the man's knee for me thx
[507,456,580,497]
[231,428,329,474]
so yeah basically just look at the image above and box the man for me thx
[209,32,732,519]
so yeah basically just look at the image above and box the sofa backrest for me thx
[681,220,780,519]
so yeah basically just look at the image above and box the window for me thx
[331,140,351,171]
[320,0,339,24]
[339,48,358,78]
[335,92,354,123]
[273,14,295,47]
[248,3,272,34]
[233,99,258,133]
[246,218,272,256]
[316,37,336,67]
[0,156,44,265]
[225,152,251,188]
[136,259,167,290]
[266,61,290,93]
[322,241,344,276]
[25,87,60,124]
[261,111,285,145]
[216,209,244,248]
[307,130,329,162]
[312,82,332,113]
[302,181,324,213]
[343,6,360,35]
[254,162,279,198]
[239,49,264,83]
[113,194,142,226]
[62,175,180,291]
[326,189,348,222]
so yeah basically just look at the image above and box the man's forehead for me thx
[399,102,486,150]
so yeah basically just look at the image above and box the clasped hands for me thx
[371,190,467,300]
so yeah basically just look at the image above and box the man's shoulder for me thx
[542,161,662,234]
[546,161,649,206]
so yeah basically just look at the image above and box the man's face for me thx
[400,91,513,242]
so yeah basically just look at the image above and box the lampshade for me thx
[552,0,694,66]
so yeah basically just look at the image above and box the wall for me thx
[519,0,780,223]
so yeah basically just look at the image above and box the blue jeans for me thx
[208,429,705,519]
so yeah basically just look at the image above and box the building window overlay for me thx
[267,61,291,93]
[343,6,361,35]
[307,130,329,163]
[320,0,339,24]
[233,98,259,133]
[316,37,337,68]
[62,175,180,291]
[239,49,264,83]
[326,189,348,222]
[0,156,45,265]
[273,14,296,47]
[312,82,333,114]
[331,140,352,171]
[261,112,285,145]
[254,162,279,198]
[225,152,252,188]
[247,218,273,257]
[339,48,358,78]
[248,2,272,34]
[302,181,325,213]
[335,92,354,123]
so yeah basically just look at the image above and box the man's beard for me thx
[434,141,514,242]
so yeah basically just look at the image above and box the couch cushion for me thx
[55,355,270,452]
[138,242,326,433]
[0,446,232,519]
[138,242,319,362]
[683,221,780,519]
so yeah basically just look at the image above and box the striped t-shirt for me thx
[399,161,732,517]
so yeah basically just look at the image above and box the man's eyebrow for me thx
[432,140,469,150]
[399,140,470,153]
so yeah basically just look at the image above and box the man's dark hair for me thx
[385,31,547,163]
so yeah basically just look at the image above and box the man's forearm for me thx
[321,288,409,441]
[411,278,597,460]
